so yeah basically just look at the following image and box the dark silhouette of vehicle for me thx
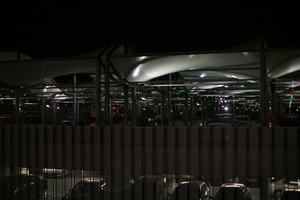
[0,174,47,200]
[170,181,212,200]
[272,189,300,200]
[214,183,251,200]
[63,178,107,200]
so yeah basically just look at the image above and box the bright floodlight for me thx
[200,73,206,78]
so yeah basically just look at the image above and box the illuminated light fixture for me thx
[46,104,50,108]
[141,97,146,101]
[199,73,206,78]
[224,85,228,88]
[138,56,147,61]
[224,106,229,111]
[196,103,200,106]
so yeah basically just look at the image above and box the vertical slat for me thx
[73,126,82,170]
[248,127,260,178]
[286,127,298,178]
[189,127,199,175]
[83,126,92,170]
[177,127,187,175]
[154,127,164,175]
[199,127,211,177]
[0,125,3,169]
[133,126,143,177]
[11,125,19,167]
[112,125,122,200]
[261,127,272,178]
[211,127,223,177]
[20,125,28,167]
[273,127,285,178]
[103,126,111,200]
[37,125,45,169]
[64,126,73,170]
[94,126,101,171]
[28,125,37,169]
[224,127,235,177]
[4,125,12,167]
[236,127,248,177]
[55,126,63,169]
[144,127,154,175]
[123,125,132,199]
[166,127,176,174]
[46,125,54,169]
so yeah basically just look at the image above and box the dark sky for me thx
[0,7,298,58]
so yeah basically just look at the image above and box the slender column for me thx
[53,101,56,125]
[123,85,128,125]
[15,90,20,124]
[41,98,45,125]
[260,42,269,126]
[184,95,188,126]
[73,74,77,126]
[161,92,165,126]
[104,59,110,125]
[96,52,102,125]
[131,87,137,125]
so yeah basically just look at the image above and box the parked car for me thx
[170,180,212,200]
[207,114,235,127]
[272,188,300,200]
[234,115,250,126]
[63,178,106,200]
[0,174,47,200]
[214,183,251,200]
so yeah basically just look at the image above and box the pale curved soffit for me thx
[269,56,300,78]
[126,52,260,82]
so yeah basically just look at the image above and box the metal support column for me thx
[53,101,56,125]
[41,98,45,125]
[189,97,194,126]
[131,86,137,126]
[104,58,110,125]
[123,85,128,125]
[73,74,77,126]
[260,41,269,126]
[96,52,102,126]
[167,91,172,126]
[184,95,188,126]
[15,90,20,124]
[161,92,165,126]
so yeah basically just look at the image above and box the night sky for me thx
[0,7,299,58]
